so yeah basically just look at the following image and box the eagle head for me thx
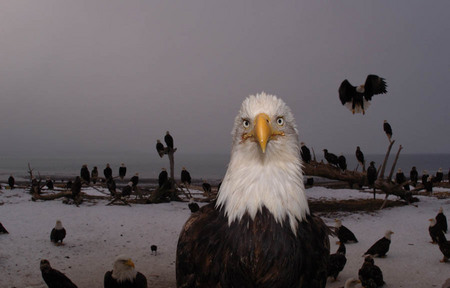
[111,255,137,283]
[216,92,309,234]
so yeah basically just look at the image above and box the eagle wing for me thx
[338,80,356,105]
[364,75,387,100]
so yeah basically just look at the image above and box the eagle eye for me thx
[243,119,250,128]
[276,117,284,126]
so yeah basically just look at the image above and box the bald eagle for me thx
[50,220,66,245]
[436,207,447,233]
[339,74,387,114]
[323,149,339,168]
[327,242,347,281]
[40,259,78,288]
[164,131,174,150]
[429,218,445,244]
[181,167,191,187]
[355,146,365,171]
[383,120,393,142]
[104,255,147,288]
[156,140,165,157]
[358,256,385,288]
[335,219,358,244]
[363,230,394,257]
[176,93,330,287]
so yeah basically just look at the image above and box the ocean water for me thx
[0,152,448,182]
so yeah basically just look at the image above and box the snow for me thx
[0,185,449,288]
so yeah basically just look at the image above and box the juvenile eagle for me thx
[176,93,330,287]
[339,74,387,114]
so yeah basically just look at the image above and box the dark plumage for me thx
[202,182,212,195]
[335,219,358,244]
[130,173,139,187]
[355,146,365,170]
[358,256,385,288]
[107,177,117,196]
[188,202,199,213]
[436,233,450,262]
[436,207,448,233]
[80,165,90,184]
[151,245,157,255]
[164,131,174,149]
[409,166,418,186]
[363,230,393,257]
[158,168,169,188]
[46,178,54,190]
[327,243,347,281]
[339,74,387,114]
[181,167,191,186]
[0,222,9,234]
[435,168,444,183]
[119,163,127,180]
[104,255,147,288]
[156,140,165,157]
[71,177,82,198]
[422,170,429,184]
[104,164,113,180]
[395,168,409,191]
[429,218,445,244]
[91,166,99,184]
[300,142,312,163]
[40,259,78,288]
[50,220,66,244]
[176,94,330,288]
[323,149,339,168]
[338,155,347,171]
[8,175,15,189]
[367,161,377,187]
[383,120,393,142]
[121,183,133,197]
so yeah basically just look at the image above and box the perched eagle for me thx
[8,174,15,189]
[383,120,393,142]
[119,163,127,180]
[335,219,358,244]
[164,131,174,150]
[180,167,191,187]
[104,255,147,288]
[40,259,78,288]
[158,168,169,188]
[436,207,447,233]
[50,220,66,245]
[355,146,365,171]
[156,140,165,157]
[436,234,450,263]
[323,149,339,168]
[339,74,387,114]
[358,256,385,288]
[429,218,445,244]
[367,161,377,187]
[300,142,312,163]
[327,242,347,281]
[363,230,394,257]
[176,93,330,288]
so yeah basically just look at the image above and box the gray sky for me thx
[1,1,449,158]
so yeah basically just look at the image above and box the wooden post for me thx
[387,145,403,182]
[378,140,395,179]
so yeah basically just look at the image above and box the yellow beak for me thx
[254,113,271,153]
[125,259,135,268]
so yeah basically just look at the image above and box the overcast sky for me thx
[1,1,449,158]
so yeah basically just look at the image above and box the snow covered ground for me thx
[0,184,449,288]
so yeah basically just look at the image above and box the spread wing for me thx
[364,75,387,100]
[338,80,357,105]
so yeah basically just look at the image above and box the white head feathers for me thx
[111,255,137,283]
[216,92,309,234]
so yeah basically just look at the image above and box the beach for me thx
[0,183,449,288]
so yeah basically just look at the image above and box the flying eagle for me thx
[104,255,147,288]
[40,259,78,288]
[176,93,330,287]
[50,220,66,245]
[339,74,387,114]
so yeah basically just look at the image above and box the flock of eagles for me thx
[2,80,449,288]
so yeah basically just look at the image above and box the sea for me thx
[0,152,449,183]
